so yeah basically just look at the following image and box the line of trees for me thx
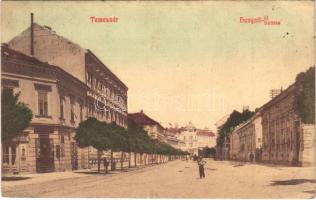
[75,117,188,173]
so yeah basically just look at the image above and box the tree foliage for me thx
[2,89,33,142]
[75,117,112,151]
[75,118,187,156]
[216,109,255,147]
[295,66,315,124]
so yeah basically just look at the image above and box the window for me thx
[95,79,99,91]
[101,110,104,118]
[70,98,75,122]
[106,110,109,120]
[61,135,65,144]
[2,146,10,164]
[88,103,94,116]
[38,91,48,116]
[111,110,114,121]
[60,96,64,119]
[56,145,61,160]
[79,103,83,122]
[2,79,19,91]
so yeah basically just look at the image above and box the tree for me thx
[75,118,112,173]
[216,109,255,147]
[295,66,315,124]
[127,126,153,167]
[2,89,33,142]
[107,122,129,171]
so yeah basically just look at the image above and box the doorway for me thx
[36,134,55,173]
[71,142,78,170]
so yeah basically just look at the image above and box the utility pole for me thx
[30,13,34,56]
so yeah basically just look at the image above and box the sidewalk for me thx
[2,162,168,188]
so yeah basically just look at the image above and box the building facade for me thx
[7,23,128,128]
[261,84,315,166]
[176,123,198,155]
[127,110,165,142]
[164,129,186,151]
[1,46,89,173]
[2,21,129,174]
[229,113,262,162]
[196,130,216,148]
[172,122,216,156]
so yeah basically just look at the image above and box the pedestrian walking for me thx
[250,152,254,163]
[103,157,109,174]
[198,157,206,179]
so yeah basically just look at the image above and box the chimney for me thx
[30,13,34,56]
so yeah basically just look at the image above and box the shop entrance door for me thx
[36,134,54,173]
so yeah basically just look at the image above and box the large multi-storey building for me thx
[7,22,128,127]
[227,81,315,166]
[1,45,89,173]
[260,83,315,166]
[2,18,128,173]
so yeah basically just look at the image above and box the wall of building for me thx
[177,130,198,155]
[230,132,240,160]
[2,61,88,174]
[228,116,262,162]
[8,24,86,82]
[197,135,216,148]
[299,124,315,166]
[261,86,315,166]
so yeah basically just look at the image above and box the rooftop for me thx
[127,110,164,129]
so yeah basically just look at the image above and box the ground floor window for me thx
[2,144,16,165]
[2,146,10,164]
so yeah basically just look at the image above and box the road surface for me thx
[2,159,315,198]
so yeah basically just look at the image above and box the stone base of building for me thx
[2,125,90,175]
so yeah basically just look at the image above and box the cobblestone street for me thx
[2,159,315,198]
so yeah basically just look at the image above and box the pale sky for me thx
[2,1,314,131]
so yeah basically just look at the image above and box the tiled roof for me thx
[1,45,88,89]
[196,130,215,137]
[127,111,163,129]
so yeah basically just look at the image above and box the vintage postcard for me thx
[1,1,315,198]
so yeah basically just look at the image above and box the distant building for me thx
[164,131,186,151]
[229,112,262,162]
[171,122,216,156]
[127,110,165,142]
[175,122,198,155]
[197,129,216,148]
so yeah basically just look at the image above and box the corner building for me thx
[2,21,128,173]
[1,46,89,173]
[8,23,128,128]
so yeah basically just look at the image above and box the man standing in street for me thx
[250,152,254,163]
[103,157,109,174]
[198,157,206,179]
